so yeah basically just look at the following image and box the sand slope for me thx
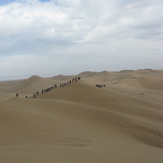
[0,69,163,163]
[0,75,57,100]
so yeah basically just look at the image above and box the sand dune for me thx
[51,74,75,81]
[79,69,163,90]
[0,75,58,100]
[14,75,55,93]
[0,69,163,163]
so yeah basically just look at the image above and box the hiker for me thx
[16,93,18,98]
[96,84,102,88]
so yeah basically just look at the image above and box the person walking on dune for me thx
[16,93,18,98]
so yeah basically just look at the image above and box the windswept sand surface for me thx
[0,70,163,163]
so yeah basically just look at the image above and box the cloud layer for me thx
[0,0,163,80]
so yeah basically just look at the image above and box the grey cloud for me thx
[0,0,162,78]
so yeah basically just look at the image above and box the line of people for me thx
[96,84,106,88]
[16,77,81,99]
[32,77,81,98]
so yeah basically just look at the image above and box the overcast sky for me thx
[0,0,162,80]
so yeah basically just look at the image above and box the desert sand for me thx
[0,69,163,163]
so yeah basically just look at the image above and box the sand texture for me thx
[0,69,163,163]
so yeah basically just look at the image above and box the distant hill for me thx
[51,75,76,81]
[1,69,162,96]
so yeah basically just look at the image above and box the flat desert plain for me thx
[0,69,163,163]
